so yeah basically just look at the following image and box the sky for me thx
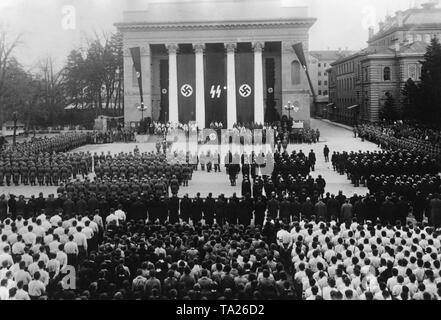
[0,0,428,71]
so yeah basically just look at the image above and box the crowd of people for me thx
[1,117,441,301]
[93,151,193,188]
[91,130,136,144]
[0,134,95,186]
[331,150,440,187]
[0,187,440,300]
[1,133,91,155]
[356,123,441,158]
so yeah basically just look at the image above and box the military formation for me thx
[93,151,194,189]
[331,150,440,187]
[0,133,93,186]
[357,123,441,160]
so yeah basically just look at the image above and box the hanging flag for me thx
[293,42,308,71]
[177,52,196,124]
[129,47,144,105]
[235,50,254,124]
[293,42,316,101]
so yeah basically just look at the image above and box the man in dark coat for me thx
[326,194,340,221]
[380,197,396,225]
[254,196,267,227]
[0,194,8,220]
[214,195,226,225]
[180,194,191,223]
[279,197,291,222]
[396,196,409,225]
[8,195,17,220]
[430,193,441,228]
[192,193,204,225]
[203,193,215,226]
[238,194,254,226]
[226,197,238,225]
[308,150,316,171]
[168,194,180,224]
[301,198,314,220]
[267,193,279,220]
[131,197,147,221]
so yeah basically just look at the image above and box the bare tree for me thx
[0,28,22,126]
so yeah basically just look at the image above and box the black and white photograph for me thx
[0,0,441,308]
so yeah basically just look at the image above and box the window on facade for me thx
[318,80,322,86]
[324,72,327,76]
[324,63,327,67]
[406,34,413,43]
[318,72,321,76]
[415,34,422,42]
[324,90,328,95]
[383,67,391,81]
[324,80,328,86]
[408,64,417,80]
[318,90,322,95]
[291,61,301,85]
[318,63,321,67]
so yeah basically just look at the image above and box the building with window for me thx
[309,50,354,117]
[327,1,441,124]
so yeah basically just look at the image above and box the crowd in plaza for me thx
[91,130,136,144]
[0,188,441,300]
[0,134,94,186]
[356,123,441,158]
[1,117,441,301]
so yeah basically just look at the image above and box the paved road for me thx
[0,119,381,198]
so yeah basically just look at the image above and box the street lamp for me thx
[284,101,295,121]
[137,103,148,121]
[12,111,18,146]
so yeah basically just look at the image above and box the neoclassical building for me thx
[327,1,441,124]
[115,0,316,128]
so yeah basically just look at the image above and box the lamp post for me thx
[12,111,18,146]
[137,103,148,134]
[284,101,295,121]
[137,103,147,121]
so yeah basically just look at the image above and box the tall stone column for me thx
[226,42,237,129]
[253,41,265,125]
[193,43,206,129]
[167,43,179,123]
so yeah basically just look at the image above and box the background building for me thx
[309,50,354,117]
[116,0,316,128]
[327,1,441,125]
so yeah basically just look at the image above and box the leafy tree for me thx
[380,93,398,122]
[418,37,441,124]
[401,78,420,120]
[62,31,124,118]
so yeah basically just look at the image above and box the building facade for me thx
[115,0,316,128]
[327,1,441,125]
[309,50,354,117]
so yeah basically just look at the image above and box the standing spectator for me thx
[323,145,330,163]
[430,194,441,228]
[341,200,353,222]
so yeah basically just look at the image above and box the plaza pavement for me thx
[0,119,381,199]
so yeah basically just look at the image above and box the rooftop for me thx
[369,1,441,43]
[310,50,356,62]
[117,0,314,27]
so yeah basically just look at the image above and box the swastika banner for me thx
[204,50,227,127]
[235,52,254,124]
[177,53,196,124]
